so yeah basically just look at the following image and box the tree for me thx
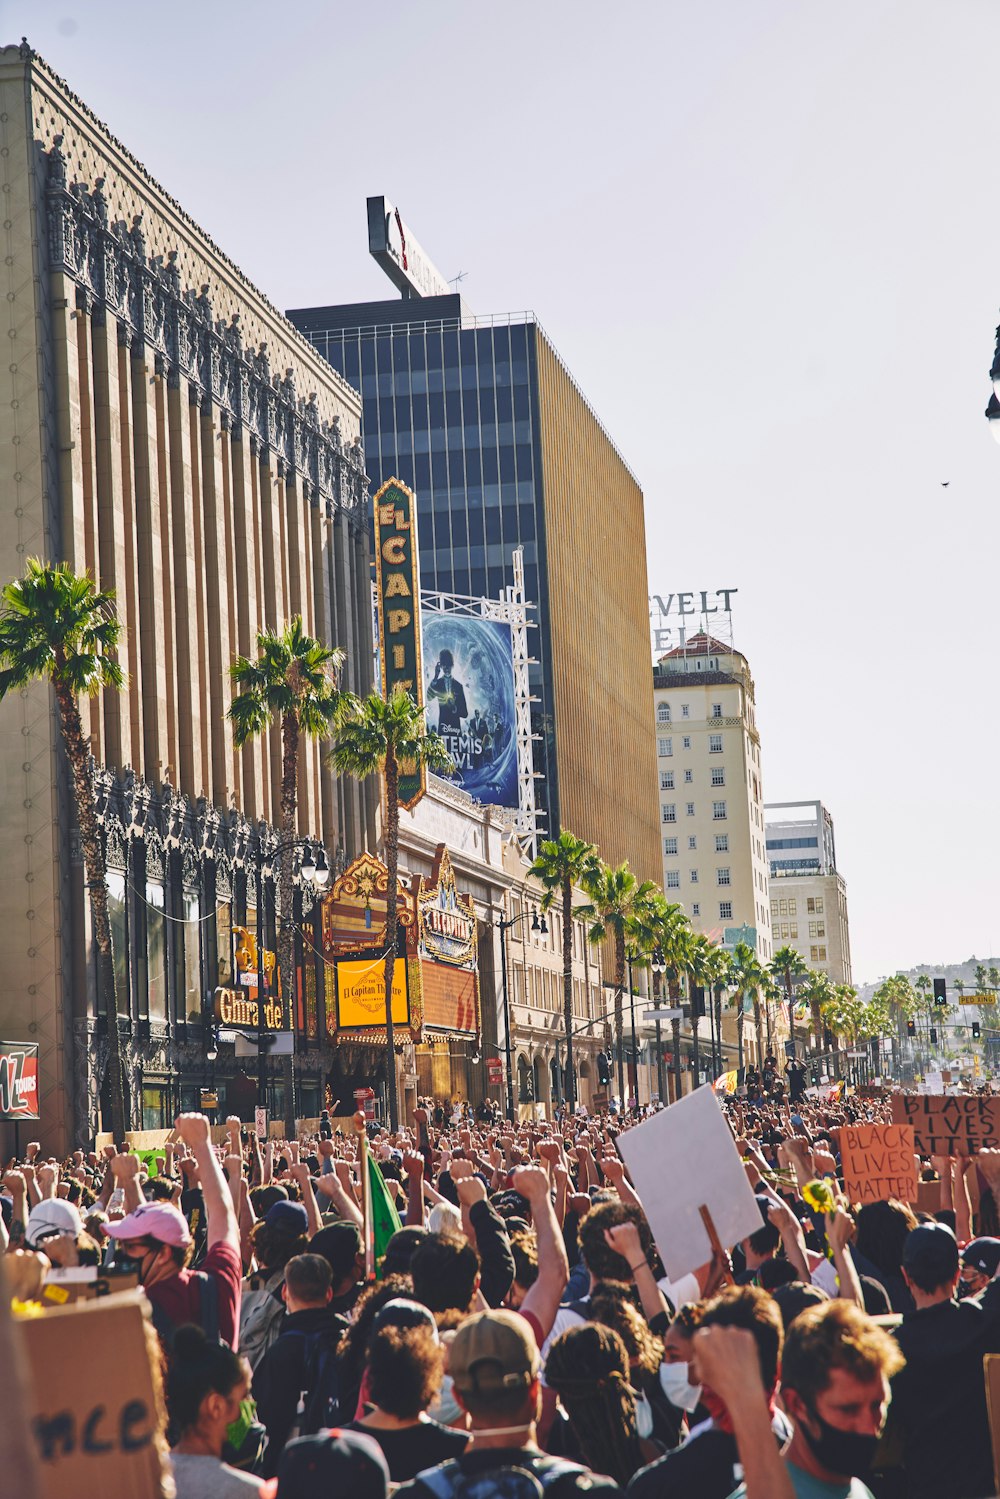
[686,932,717,1086]
[530,830,598,1111]
[801,970,835,1067]
[702,944,732,1079]
[331,686,452,1130]
[580,861,660,1105]
[644,892,692,1101]
[729,942,766,1073]
[230,617,344,1134]
[0,560,127,1141]
[770,945,808,1037]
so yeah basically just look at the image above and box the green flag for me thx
[367,1153,402,1277]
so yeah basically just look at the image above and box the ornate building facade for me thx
[0,44,377,1151]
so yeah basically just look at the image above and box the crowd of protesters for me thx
[5,1082,1000,1498]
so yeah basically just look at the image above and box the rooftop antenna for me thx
[449,270,467,287]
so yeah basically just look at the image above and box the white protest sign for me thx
[616,1084,763,1280]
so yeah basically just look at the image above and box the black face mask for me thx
[801,1407,881,1478]
[114,1244,155,1283]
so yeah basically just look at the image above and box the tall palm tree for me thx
[801,969,835,1066]
[686,932,717,1087]
[530,830,598,1112]
[650,898,692,1099]
[230,616,344,1133]
[729,941,765,1074]
[580,861,660,1105]
[770,944,807,1037]
[703,943,732,1078]
[0,560,127,1141]
[332,687,452,1130]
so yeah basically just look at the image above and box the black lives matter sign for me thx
[891,1094,1000,1156]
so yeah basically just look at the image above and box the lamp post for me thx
[651,946,666,1104]
[627,954,639,1110]
[495,905,548,1122]
[254,836,329,1127]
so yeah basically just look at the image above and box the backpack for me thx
[416,1456,582,1499]
[150,1270,219,1352]
[284,1327,343,1437]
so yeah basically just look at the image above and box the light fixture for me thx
[988,393,1000,446]
[530,909,541,932]
[313,847,330,888]
[300,844,316,882]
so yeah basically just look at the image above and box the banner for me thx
[0,1040,39,1120]
[422,611,518,808]
[336,957,409,1029]
[713,1070,738,1096]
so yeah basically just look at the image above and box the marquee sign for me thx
[214,989,287,1031]
[416,846,480,1037]
[336,957,410,1029]
[373,477,425,809]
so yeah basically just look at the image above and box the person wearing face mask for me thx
[628,1285,789,1499]
[168,1324,263,1497]
[959,1236,1000,1301]
[747,1299,904,1499]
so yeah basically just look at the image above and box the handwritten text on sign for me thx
[891,1094,1000,1156]
[839,1123,918,1204]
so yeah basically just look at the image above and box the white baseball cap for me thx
[25,1198,83,1248]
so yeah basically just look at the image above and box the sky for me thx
[13,0,1000,984]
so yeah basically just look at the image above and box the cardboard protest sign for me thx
[986,1352,1000,1497]
[617,1084,763,1280]
[839,1123,918,1204]
[891,1093,1000,1155]
[19,1290,168,1499]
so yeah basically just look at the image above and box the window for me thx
[657,703,671,723]
[660,771,675,790]
[690,869,699,884]
[658,737,673,757]
[666,870,680,889]
[778,898,787,915]
[688,836,697,850]
[788,899,798,915]
[709,733,723,753]
[681,704,690,718]
[810,945,828,963]
[720,901,733,921]
[686,802,695,817]
[664,837,678,856]
[662,804,676,823]
[712,801,727,820]
[807,896,825,915]
[715,835,729,853]
[682,736,691,750]
[684,769,693,784]
[692,903,701,917]
[711,767,725,787]
[717,867,731,886]
[712,704,723,718]
[808,921,826,939]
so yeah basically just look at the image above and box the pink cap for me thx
[103,1201,192,1249]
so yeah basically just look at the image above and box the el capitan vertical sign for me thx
[373,477,425,808]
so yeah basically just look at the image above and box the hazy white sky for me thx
[16,0,1000,983]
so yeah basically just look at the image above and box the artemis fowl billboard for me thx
[421,612,518,810]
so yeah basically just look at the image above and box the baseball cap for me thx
[449,1309,540,1398]
[274,1430,389,1499]
[902,1223,959,1284]
[264,1200,310,1235]
[102,1201,192,1249]
[25,1198,83,1248]
[962,1236,1000,1278]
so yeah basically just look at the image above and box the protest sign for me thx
[0,1258,41,1499]
[19,1290,167,1499]
[617,1084,762,1280]
[839,1123,918,1204]
[986,1352,1000,1496]
[891,1093,1000,1155]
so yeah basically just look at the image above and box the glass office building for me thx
[288,293,662,882]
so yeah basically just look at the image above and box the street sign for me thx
[255,1106,267,1139]
[354,1087,376,1121]
[643,1007,683,1022]
[487,1058,503,1086]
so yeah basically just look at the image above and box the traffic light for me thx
[934,978,947,1007]
[691,985,706,1019]
[906,1018,916,1037]
[929,1027,937,1045]
[597,1052,611,1086]
[973,1021,982,1040]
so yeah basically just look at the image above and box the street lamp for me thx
[494,905,547,1122]
[651,946,667,1104]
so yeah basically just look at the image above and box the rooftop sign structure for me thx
[367,196,451,299]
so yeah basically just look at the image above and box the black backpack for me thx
[416,1457,582,1499]
[284,1327,343,1436]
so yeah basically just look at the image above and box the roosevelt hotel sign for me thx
[649,588,737,657]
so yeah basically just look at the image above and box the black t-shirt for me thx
[395,1444,622,1498]
[344,1417,469,1483]
[628,1427,742,1499]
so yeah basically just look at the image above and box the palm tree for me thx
[0,560,128,1141]
[230,617,344,1133]
[332,687,452,1130]
[580,861,660,1105]
[729,941,766,1073]
[645,893,691,1101]
[530,830,597,1111]
[686,932,717,1087]
[770,944,807,1036]
[703,944,732,1079]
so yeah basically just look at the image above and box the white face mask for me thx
[659,1360,702,1413]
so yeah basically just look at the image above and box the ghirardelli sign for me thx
[649,588,737,656]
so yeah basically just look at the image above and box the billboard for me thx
[422,612,518,808]
[367,196,452,300]
[0,1040,40,1120]
[336,957,409,1029]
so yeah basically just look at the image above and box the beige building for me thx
[653,633,772,963]
[765,800,852,985]
[0,44,377,1152]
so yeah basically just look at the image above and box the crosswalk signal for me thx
[934,978,948,1007]
[597,1052,611,1086]
[906,1018,916,1037]
[929,1027,938,1045]
[973,1021,982,1040]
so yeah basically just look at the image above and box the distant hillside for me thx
[858,957,1000,1002]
